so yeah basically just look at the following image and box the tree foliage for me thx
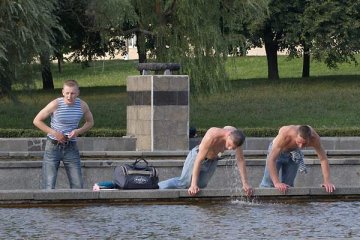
[302,0,360,68]
[2,0,357,96]
[248,0,360,80]
[55,0,128,65]
[89,0,267,93]
[0,0,64,96]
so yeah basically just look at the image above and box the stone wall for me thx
[0,158,359,190]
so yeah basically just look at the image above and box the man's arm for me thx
[312,134,336,193]
[267,144,289,193]
[235,146,253,196]
[68,101,94,138]
[188,129,215,196]
[188,145,208,196]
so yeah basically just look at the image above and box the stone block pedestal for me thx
[127,75,189,151]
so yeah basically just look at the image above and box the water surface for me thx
[0,200,359,239]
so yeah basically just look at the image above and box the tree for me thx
[90,0,267,93]
[0,0,64,96]
[250,0,360,80]
[302,0,360,69]
[221,1,268,57]
[247,0,301,80]
[55,0,110,67]
[282,0,360,77]
[40,50,54,90]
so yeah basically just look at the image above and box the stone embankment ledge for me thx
[0,187,359,206]
[1,154,360,190]
[0,137,359,203]
[2,136,360,152]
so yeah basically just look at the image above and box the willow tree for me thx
[146,0,231,93]
[0,0,64,96]
[90,0,267,93]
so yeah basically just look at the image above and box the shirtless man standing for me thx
[259,125,336,193]
[158,126,253,196]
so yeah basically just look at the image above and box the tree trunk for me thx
[56,52,63,73]
[136,31,147,64]
[136,30,147,75]
[302,45,310,78]
[0,74,12,96]
[264,25,279,80]
[40,51,54,90]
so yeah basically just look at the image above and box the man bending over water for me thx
[158,126,253,196]
[259,125,336,193]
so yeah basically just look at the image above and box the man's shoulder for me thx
[223,126,236,131]
[207,126,234,134]
[202,127,225,142]
[278,125,291,135]
[279,125,301,134]
[205,127,221,135]
[48,98,60,108]
[276,126,296,144]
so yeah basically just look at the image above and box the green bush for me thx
[176,127,360,138]
[0,128,127,138]
[0,129,44,137]
[82,128,127,137]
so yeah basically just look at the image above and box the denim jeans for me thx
[42,139,83,189]
[158,146,218,189]
[259,142,300,187]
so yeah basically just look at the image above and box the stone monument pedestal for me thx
[127,72,189,151]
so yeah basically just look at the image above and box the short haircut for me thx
[298,125,311,140]
[64,79,79,88]
[230,129,246,147]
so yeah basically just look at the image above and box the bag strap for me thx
[132,157,149,170]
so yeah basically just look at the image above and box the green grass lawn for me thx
[1,55,359,136]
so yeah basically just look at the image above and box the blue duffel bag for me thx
[114,158,159,189]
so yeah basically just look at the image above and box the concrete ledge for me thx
[3,137,360,152]
[0,187,359,206]
[1,158,360,168]
[34,190,99,200]
[99,189,179,199]
[3,149,360,160]
[0,190,34,200]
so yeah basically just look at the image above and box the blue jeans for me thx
[259,142,300,187]
[158,146,218,189]
[42,139,83,189]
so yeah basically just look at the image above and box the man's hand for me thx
[188,184,200,196]
[242,183,253,196]
[53,131,68,143]
[67,129,78,139]
[321,182,336,193]
[274,182,289,194]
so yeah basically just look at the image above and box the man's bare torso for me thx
[275,125,315,152]
[200,126,236,159]
[205,139,226,159]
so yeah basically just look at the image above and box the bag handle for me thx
[132,157,149,170]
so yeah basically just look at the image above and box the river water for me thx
[0,200,359,239]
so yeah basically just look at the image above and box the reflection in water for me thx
[0,201,359,239]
